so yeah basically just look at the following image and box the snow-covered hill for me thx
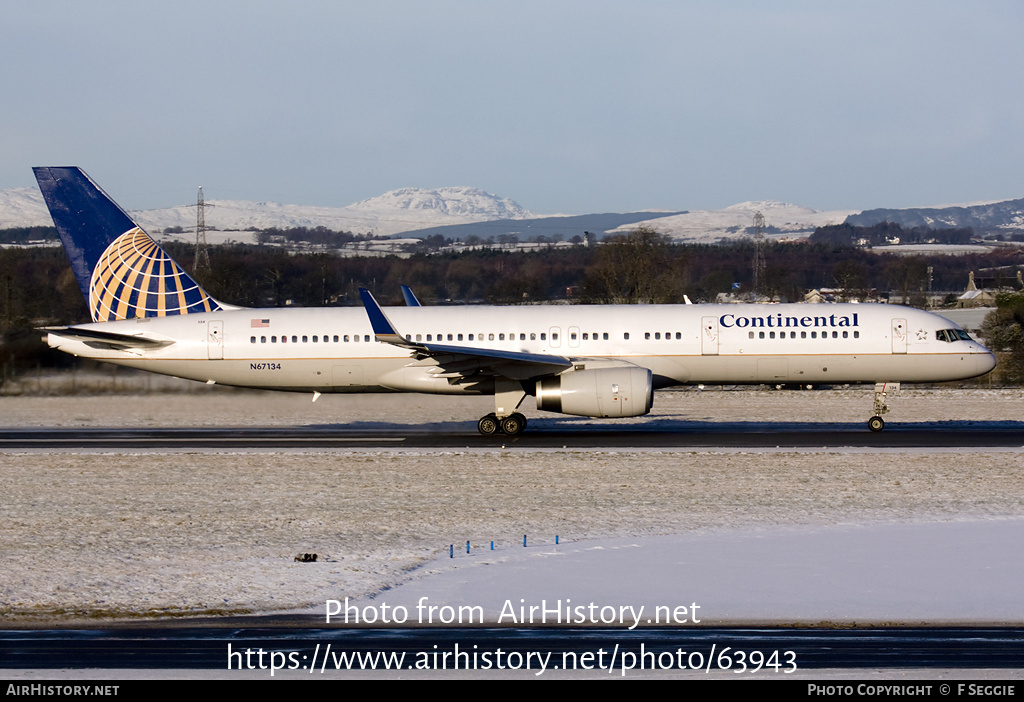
[0,187,49,230]
[5,180,1023,244]
[608,200,858,242]
[0,185,535,239]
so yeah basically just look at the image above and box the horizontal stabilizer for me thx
[43,326,175,351]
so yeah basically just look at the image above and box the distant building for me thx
[957,271,998,308]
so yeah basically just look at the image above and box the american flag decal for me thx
[251,319,270,328]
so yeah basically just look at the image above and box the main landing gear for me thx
[868,382,899,432]
[478,412,527,436]
[478,379,529,436]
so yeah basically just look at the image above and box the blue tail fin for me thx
[34,167,221,322]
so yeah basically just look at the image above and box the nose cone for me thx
[967,341,998,377]
[978,349,998,376]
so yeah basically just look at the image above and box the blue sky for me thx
[3,1,1023,215]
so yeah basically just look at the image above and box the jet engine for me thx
[535,367,653,418]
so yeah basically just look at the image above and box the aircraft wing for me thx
[42,326,175,351]
[359,289,572,380]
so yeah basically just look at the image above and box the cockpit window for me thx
[936,328,972,342]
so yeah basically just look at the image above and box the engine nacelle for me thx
[535,367,653,418]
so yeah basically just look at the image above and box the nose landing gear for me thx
[868,382,899,432]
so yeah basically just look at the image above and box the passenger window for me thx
[271,336,277,343]
[531,333,537,341]
[499,334,505,341]
[645,333,651,340]
[541,333,546,340]
[489,333,495,341]
[333,335,339,342]
[521,333,526,341]
[854,331,860,338]
[302,335,308,343]
[749,331,754,339]
[457,334,463,341]
[623,332,629,340]
[250,336,256,343]
[604,333,610,340]
[364,335,370,342]
[261,336,267,343]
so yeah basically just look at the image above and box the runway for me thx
[5,626,1024,674]
[2,420,1024,450]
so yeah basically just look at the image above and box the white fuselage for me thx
[47,302,996,396]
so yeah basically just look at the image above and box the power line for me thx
[192,186,212,274]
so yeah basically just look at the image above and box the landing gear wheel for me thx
[500,413,525,436]
[868,416,885,432]
[478,414,499,436]
[511,412,527,430]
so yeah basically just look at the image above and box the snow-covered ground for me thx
[1,387,1022,630]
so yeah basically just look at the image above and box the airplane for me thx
[33,166,997,435]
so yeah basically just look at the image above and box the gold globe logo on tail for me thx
[88,227,219,322]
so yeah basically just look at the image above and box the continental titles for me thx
[720,313,859,329]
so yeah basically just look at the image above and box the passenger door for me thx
[701,316,719,355]
[891,318,907,354]
[207,320,224,360]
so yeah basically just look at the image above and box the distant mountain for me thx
[0,187,48,229]
[349,186,531,220]
[0,185,535,239]
[395,212,687,243]
[5,179,1024,244]
[606,201,858,243]
[846,198,1024,236]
